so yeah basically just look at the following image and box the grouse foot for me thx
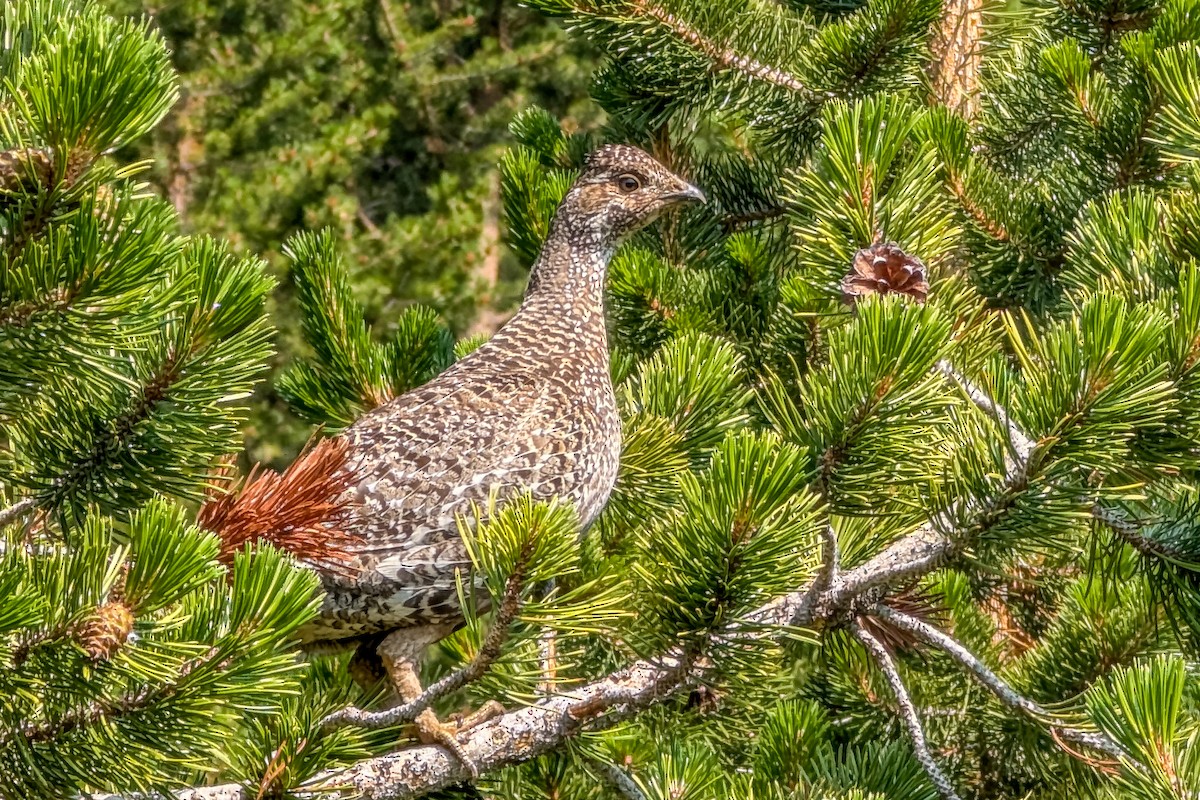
[377,626,505,778]
[411,702,505,776]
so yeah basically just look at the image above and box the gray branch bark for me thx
[852,623,963,800]
[869,604,1138,770]
[589,758,648,800]
[85,656,691,800]
[0,496,36,529]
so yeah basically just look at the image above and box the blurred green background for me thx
[103,0,600,467]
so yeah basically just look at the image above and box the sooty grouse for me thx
[295,144,705,765]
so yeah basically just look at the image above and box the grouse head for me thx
[559,144,706,249]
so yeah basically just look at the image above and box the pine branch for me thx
[4,646,224,749]
[1090,503,1193,563]
[947,172,1011,243]
[940,365,1186,569]
[82,787,243,800]
[720,206,787,233]
[82,526,1149,800]
[625,1,813,98]
[832,520,960,604]
[92,654,693,800]
[936,359,1035,467]
[0,148,62,265]
[868,604,1138,771]
[0,285,72,328]
[0,496,37,528]
[0,147,55,192]
[314,651,685,794]
[589,757,647,800]
[944,172,1067,268]
[10,620,71,669]
[1112,81,1165,189]
[784,523,842,625]
[852,622,963,800]
[815,523,841,592]
[537,626,558,696]
[838,1,931,97]
[838,355,1044,597]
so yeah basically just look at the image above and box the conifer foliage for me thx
[0,2,323,796]
[96,0,600,468]
[7,0,1200,799]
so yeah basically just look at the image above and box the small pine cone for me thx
[0,148,55,194]
[75,601,135,661]
[91,184,117,219]
[841,242,929,305]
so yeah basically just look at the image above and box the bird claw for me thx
[412,702,505,778]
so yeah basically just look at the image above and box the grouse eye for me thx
[617,174,642,193]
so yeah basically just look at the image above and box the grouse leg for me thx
[377,625,504,778]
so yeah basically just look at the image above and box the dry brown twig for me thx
[928,0,985,118]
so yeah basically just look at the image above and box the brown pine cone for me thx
[841,242,929,304]
[75,601,135,661]
[0,148,54,194]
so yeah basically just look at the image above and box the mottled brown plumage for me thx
[292,146,703,766]
[296,146,703,647]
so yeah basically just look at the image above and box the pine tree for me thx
[0,2,323,796]
[263,1,1200,798]
[8,1,1200,800]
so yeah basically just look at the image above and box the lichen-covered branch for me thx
[0,496,36,529]
[853,622,963,800]
[869,604,1137,770]
[628,1,812,97]
[85,656,692,800]
[936,359,1036,467]
[1091,503,1195,564]
[822,358,1044,605]
[589,757,647,800]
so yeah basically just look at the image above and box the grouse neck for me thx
[523,213,615,308]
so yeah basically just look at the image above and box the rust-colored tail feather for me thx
[198,437,361,573]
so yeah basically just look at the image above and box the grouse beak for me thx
[667,182,706,205]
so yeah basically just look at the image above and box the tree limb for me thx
[86,655,692,800]
[869,604,1138,770]
[928,0,984,117]
[1091,503,1196,563]
[588,757,647,800]
[627,1,813,99]
[936,359,1035,467]
[0,496,36,529]
[807,359,1043,609]
[852,623,963,800]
